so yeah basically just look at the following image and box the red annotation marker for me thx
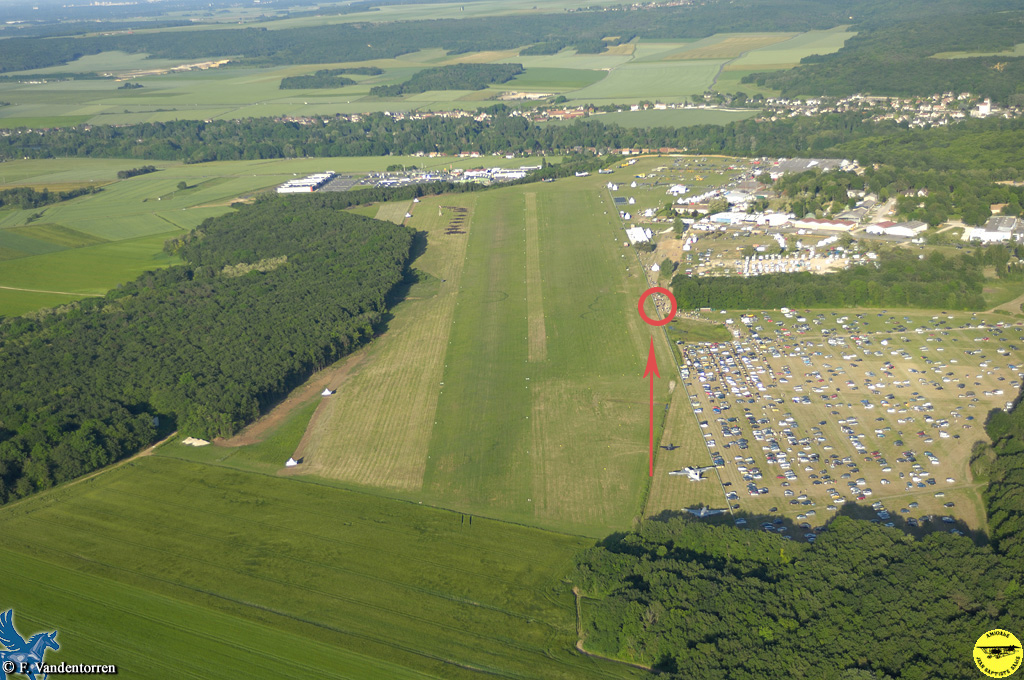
[637,287,676,476]
[637,287,677,327]
[643,336,659,477]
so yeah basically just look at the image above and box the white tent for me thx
[321,388,333,396]
[285,457,299,467]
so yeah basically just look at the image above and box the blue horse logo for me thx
[0,610,58,680]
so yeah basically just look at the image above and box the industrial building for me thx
[276,172,336,194]
[969,216,1023,243]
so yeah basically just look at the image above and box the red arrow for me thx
[643,336,659,477]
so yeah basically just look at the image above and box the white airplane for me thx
[685,506,726,518]
[668,465,716,481]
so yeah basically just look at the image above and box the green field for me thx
[0,155,555,317]
[0,456,641,679]
[503,67,607,92]
[728,27,854,68]
[291,177,673,536]
[655,33,797,61]
[567,60,725,103]
[0,29,851,126]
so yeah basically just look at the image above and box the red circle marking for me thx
[638,287,677,327]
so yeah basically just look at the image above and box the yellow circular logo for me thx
[975,630,1023,677]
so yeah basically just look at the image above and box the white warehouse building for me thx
[277,172,336,194]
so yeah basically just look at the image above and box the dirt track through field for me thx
[218,350,368,448]
[524,192,547,362]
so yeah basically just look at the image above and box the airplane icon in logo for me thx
[978,645,1020,661]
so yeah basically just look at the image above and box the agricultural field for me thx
[0,456,641,680]
[656,33,798,61]
[0,28,853,126]
[564,60,724,103]
[727,27,854,69]
[290,175,674,537]
[0,155,547,316]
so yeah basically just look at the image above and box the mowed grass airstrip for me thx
[292,178,673,536]
[0,28,852,125]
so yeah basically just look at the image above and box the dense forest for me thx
[571,514,1022,678]
[979,401,1024,561]
[0,197,413,502]
[671,250,988,311]
[368,64,524,97]
[773,168,1024,226]
[0,185,102,209]
[278,67,383,89]
[748,2,1024,103]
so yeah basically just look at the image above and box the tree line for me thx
[0,196,413,503]
[746,0,1024,104]
[368,64,524,97]
[773,168,1024,226]
[3,110,1023,180]
[672,250,989,311]
[979,391,1024,561]
[571,513,1021,678]
[0,185,102,210]
[116,165,157,179]
[279,67,382,90]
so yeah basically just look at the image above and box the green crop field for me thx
[658,33,797,61]
[0,456,641,679]
[504,67,607,92]
[567,60,726,103]
[728,27,854,68]
[291,176,674,537]
[0,232,176,298]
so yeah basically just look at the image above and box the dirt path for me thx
[0,285,97,297]
[987,289,1024,315]
[216,350,368,448]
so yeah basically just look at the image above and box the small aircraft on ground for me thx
[668,466,715,481]
[685,506,726,518]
